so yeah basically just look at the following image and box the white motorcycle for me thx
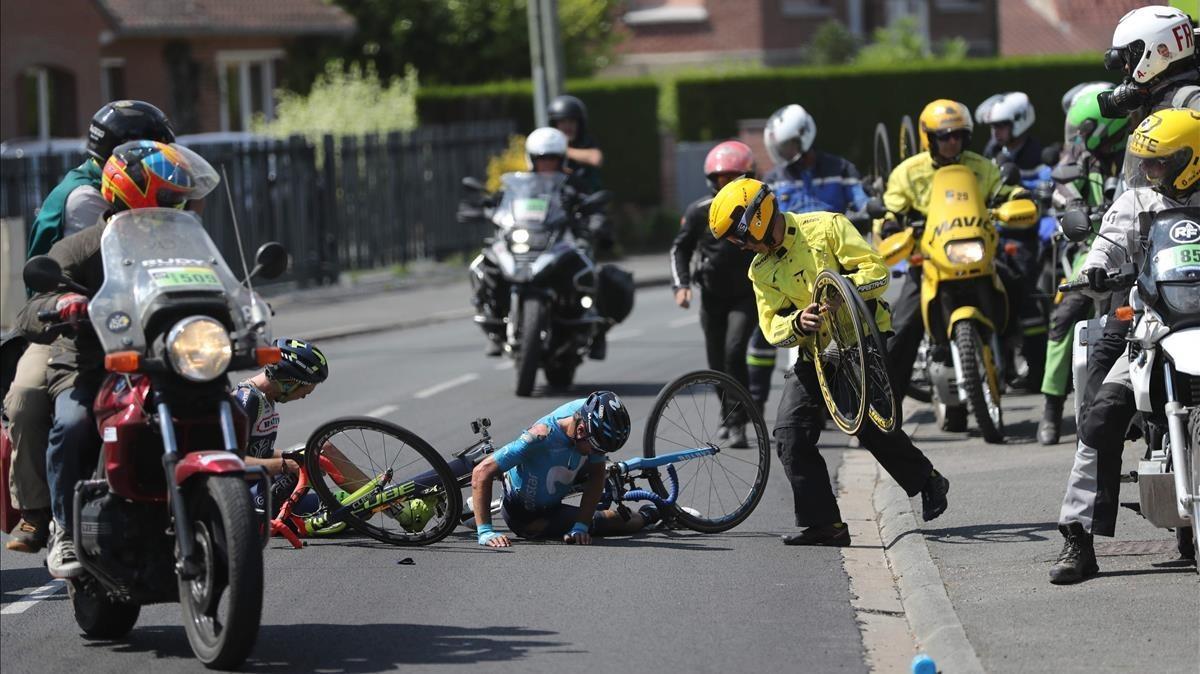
[1060,206,1200,560]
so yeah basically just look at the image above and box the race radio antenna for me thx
[221,164,255,294]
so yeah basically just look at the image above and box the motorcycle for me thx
[461,172,630,397]
[877,165,1039,443]
[1059,206,1200,562]
[22,206,287,668]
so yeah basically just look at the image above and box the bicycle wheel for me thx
[809,270,868,435]
[872,122,892,183]
[898,115,918,161]
[643,370,770,533]
[847,284,899,433]
[303,417,462,546]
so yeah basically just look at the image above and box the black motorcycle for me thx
[461,172,631,396]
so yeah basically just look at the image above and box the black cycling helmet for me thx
[87,100,176,162]
[267,338,329,384]
[547,94,588,138]
[578,391,630,453]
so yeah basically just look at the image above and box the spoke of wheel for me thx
[707,457,729,516]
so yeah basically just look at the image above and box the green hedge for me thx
[417,78,660,204]
[675,55,1117,172]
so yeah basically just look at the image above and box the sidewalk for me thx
[266,252,675,342]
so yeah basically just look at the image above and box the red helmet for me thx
[704,141,756,193]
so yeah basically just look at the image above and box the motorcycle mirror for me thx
[461,177,486,192]
[248,242,289,281]
[866,197,888,219]
[23,255,87,294]
[1050,163,1084,184]
[1059,209,1092,243]
[1000,162,1022,186]
[1040,144,1062,167]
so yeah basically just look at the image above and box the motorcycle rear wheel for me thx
[180,475,263,669]
[515,297,546,397]
[953,321,1004,444]
[543,361,576,390]
[69,577,140,639]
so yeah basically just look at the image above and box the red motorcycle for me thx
[22,205,287,669]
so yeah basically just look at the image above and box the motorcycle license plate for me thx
[1155,244,1200,271]
[149,266,223,290]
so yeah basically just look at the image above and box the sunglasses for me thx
[721,184,771,246]
[934,130,969,142]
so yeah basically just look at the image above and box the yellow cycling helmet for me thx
[918,99,973,153]
[1127,108,1200,200]
[708,177,777,244]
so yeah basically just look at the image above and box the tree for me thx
[258,61,418,140]
[855,16,966,66]
[281,0,622,92]
[806,20,859,66]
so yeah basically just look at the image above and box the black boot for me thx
[782,523,850,547]
[1048,522,1098,584]
[1038,394,1065,445]
[920,470,950,522]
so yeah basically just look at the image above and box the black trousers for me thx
[775,360,934,527]
[886,267,924,403]
[699,291,757,421]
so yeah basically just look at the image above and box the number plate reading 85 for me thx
[1155,244,1200,271]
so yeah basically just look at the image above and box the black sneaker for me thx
[4,508,51,553]
[1038,395,1064,446]
[782,523,851,547]
[921,470,950,522]
[1048,522,1098,584]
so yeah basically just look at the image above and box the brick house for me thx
[610,0,1000,75]
[998,1,1173,57]
[0,0,354,142]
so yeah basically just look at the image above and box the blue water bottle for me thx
[911,653,937,674]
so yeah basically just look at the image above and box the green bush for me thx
[675,55,1116,172]
[258,61,418,141]
[417,78,660,204]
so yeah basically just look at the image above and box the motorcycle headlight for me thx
[167,317,232,382]
[511,228,530,244]
[944,239,986,264]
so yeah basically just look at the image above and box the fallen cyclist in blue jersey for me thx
[470,391,659,547]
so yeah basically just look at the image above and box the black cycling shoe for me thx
[484,339,503,357]
[921,470,950,522]
[782,523,851,547]
[1038,395,1064,446]
[1048,523,1098,584]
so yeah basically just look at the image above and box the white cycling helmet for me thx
[525,127,568,170]
[1108,5,1196,85]
[764,104,817,165]
[975,92,1036,138]
[1060,81,1114,114]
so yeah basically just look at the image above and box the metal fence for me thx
[0,120,514,286]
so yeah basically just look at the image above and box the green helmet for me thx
[1064,90,1129,157]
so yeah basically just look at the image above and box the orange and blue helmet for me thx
[101,140,216,212]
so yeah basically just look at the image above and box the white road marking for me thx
[414,373,480,399]
[669,315,699,328]
[494,361,514,370]
[607,328,644,342]
[365,404,398,418]
[1,579,66,615]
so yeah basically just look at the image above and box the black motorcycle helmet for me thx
[547,95,588,141]
[86,100,176,163]
[267,338,329,384]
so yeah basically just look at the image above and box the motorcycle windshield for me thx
[493,172,567,232]
[88,208,271,354]
[1143,208,1200,317]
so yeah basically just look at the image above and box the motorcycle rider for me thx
[1096,5,1199,124]
[547,94,603,193]
[709,177,950,546]
[762,103,870,225]
[878,99,1026,399]
[670,141,773,446]
[470,391,658,547]
[3,101,174,553]
[1037,90,1129,445]
[1049,109,1200,584]
[17,140,211,578]
[976,92,1044,174]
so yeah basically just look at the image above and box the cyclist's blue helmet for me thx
[267,338,329,384]
[579,391,631,453]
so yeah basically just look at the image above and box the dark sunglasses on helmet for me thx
[722,184,771,244]
[934,129,969,142]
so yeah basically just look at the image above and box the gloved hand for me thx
[1084,267,1109,293]
[1097,81,1147,118]
[55,293,88,325]
[562,521,591,545]
[880,218,902,238]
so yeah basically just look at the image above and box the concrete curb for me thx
[874,440,985,674]
[294,275,673,343]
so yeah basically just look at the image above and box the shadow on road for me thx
[0,565,67,605]
[919,521,1059,545]
[93,623,575,671]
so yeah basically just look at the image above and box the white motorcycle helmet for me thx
[1060,81,1114,114]
[764,104,817,166]
[1107,5,1196,85]
[525,127,568,170]
[975,92,1036,138]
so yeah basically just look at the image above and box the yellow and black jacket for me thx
[882,150,1021,218]
[749,211,890,350]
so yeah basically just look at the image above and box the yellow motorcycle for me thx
[879,165,1037,443]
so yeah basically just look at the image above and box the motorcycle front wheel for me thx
[953,321,1004,444]
[179,475,263,669]
[515,296,546,397]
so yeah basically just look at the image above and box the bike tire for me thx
[69,578,140,639]
[899,115,918,160]
[847,284,898,434]
[810,270,869,435]
[643,370,770,533]
[873,122,892,187]
[515,296,545,397]
[304,417,462,546]
[953,321,1005,443]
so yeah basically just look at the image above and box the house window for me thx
[17,65,77,139]
[623,0,708,26]
[100,58,126,102]
[216,50,282,132]
[780,0,834,19]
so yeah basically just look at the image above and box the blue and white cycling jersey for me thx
[764,151,868,216]
[492,399,606,511]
